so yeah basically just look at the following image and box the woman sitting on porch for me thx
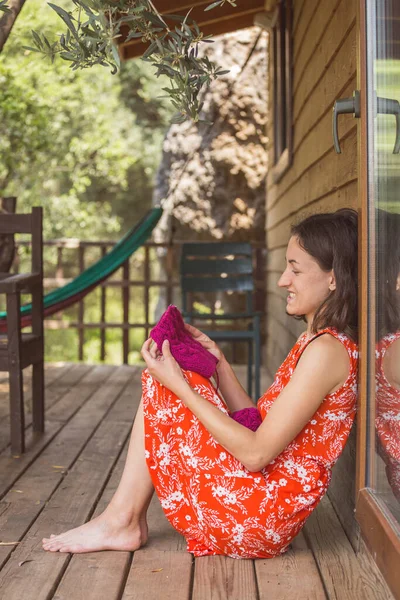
[42,208,358,559]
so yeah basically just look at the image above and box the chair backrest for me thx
[0,206,43,275]
[0,197,17,273]
[180,242,254,313]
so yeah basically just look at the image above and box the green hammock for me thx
[0,207,163,328]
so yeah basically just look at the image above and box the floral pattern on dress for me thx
[375,332,400,500]
[142,327,358,558]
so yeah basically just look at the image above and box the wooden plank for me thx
[293,0,341,93]
[0,363,74,421]
[0,367,136,600]
[0,364,90,453]
[292,0,320,63]
[267,77,356,211]
[327,427,358,549]
[122,551,192,600]
[293,2,356,124]
[122,12,259,60]
[267,180,358,250]
[265,315,298,375]
[192,555,257,600]
[0,214,31,234]
[50,394,138,600]
[122,458,191,600]
[303,496,371,600]
[0,365,114,499]
[292,0,305,38]
[267,127,357,231]
[356,537,394,600]
[0,366,133,571]
[356,491,400,600]
[255,532,327,599]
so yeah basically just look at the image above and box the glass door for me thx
[356,0,400,595]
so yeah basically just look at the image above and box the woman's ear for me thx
[328,271,337,292]
[396,273,400,291]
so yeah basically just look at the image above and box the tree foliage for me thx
[19,0,236,122]
[0,0,174,240]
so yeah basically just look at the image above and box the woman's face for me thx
[278,236,336,323]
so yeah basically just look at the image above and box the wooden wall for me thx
[265,0,359,547]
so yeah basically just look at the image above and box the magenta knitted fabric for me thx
[230,407,262,431]
[150,305,218,379]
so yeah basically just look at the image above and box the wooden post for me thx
[122,259,130,364]
[6,290,24,455]
[31,206,44,433]
[78,246,85,361]
[0,196,17,273]
[100,245,107,362]
[166,245,174,306]
[144,246,150,340]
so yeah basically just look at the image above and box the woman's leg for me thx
[42,397,154,553]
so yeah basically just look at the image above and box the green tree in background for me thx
[0,0,174,363]
[0,0,174,240]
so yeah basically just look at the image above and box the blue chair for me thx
[180,242,262,401]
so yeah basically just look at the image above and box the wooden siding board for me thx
[267,180,358,249]
[293,1,356,124]
[267,127,357,231]
[293,0,342,94]
[292,0,306,38]
[293,0,320,61]
[267,78,357,210]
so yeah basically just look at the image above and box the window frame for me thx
[271,0,293,183]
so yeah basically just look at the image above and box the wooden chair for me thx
[0,207,44,455]
[180,242,262,401]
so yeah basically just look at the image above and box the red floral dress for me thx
[142,327,358,559]
[376,332,400,500]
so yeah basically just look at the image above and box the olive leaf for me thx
[0,0,11,14]
[22,0,236,122]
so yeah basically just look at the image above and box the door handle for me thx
[332,91,360,154]
[376,96,400,154]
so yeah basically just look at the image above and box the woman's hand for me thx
[141,338,189,397]
[184,323,225,363]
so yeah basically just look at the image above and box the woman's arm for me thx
[215,356,254,411]
[141,334,350,472]
[184,324,254,412]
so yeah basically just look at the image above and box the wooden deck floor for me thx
[0,363,394,600]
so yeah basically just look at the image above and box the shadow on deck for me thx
[0,364,394,599]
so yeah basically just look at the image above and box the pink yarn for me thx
[150,305,218,379]
[230,407,262,431]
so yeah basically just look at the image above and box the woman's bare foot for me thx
[42,511,148,554]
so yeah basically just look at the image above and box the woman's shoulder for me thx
[296,329,356,387]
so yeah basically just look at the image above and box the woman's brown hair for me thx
[376,209,400,337]
[291,208,358,340]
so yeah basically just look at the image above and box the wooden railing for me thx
[11,239,267,363]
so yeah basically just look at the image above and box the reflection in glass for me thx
[372,0,400,523]
[375,211,400,516]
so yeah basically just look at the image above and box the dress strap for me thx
[294,327,356,369]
